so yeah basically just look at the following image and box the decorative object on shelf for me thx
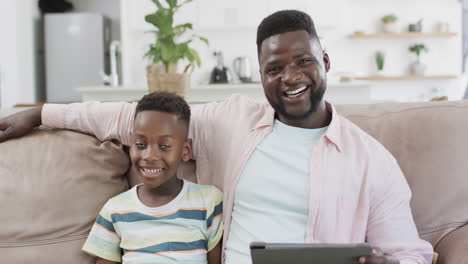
[144,0,209,97]
[232,56,253,83]
[435,22,450,33]
[381,14,398,33]
[374,51,385,75]
[408,19,423,32]
[210,51,231,84]
[408,43,428,76]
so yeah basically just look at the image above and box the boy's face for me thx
[130,111,191,189]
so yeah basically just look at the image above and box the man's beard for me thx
[268,81,326,122]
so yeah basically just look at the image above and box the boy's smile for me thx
[130,111,191,191]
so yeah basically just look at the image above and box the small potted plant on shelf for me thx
[408,43,428,76]
[374,51,385,75]
[145,0,208,97]
[381,14,398,33]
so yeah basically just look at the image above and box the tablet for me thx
[250,242,373,264]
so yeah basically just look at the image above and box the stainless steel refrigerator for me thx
[45,13,110,102]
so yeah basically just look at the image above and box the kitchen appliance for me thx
[408,19,423,32]
[45,13,110,102]
[233,56,252,83]
[210,51,230,84]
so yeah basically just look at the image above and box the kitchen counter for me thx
[77,82,372,104]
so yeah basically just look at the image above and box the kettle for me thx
[233,56,252,83]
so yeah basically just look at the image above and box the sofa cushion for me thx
[0,128,130,263]
[336,100,468,246]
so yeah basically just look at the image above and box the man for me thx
[0,10,433,264]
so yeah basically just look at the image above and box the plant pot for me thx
[375,69,386,76]
[410,61,426,76]
[147,64,191,97]
[382,22,398,33]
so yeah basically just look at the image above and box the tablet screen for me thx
[250,242,373,264]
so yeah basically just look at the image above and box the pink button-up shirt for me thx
[42,95,433,264]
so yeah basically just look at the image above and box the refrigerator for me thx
[45,13,110,103]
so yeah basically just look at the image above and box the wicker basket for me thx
[147,64,191,97]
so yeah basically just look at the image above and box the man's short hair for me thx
[256,10,319,54]
[135,91,191,124]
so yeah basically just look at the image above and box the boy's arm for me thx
[96,257,119,264]
[207,240,222,264]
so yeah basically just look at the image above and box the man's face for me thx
[259,30,330,123]
[130,111,191,189]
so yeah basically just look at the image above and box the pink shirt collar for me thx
[253,101,342,152]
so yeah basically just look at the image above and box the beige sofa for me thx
[1,100,467,264]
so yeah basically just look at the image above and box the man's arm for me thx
[0,102,136,145]
[365,161,434,264]
[0,107,42,143]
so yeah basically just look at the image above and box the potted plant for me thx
[381,14,398,33]
[145,0,208,97]
[374,51,385,75]
[408,43,428,75]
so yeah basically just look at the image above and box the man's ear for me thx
[323,52,330,72]
[182,138,193,162]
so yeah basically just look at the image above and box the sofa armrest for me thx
[434,224,468,264]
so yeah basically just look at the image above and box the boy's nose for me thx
[142,147,161,161]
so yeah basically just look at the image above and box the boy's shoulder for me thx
[183,181,223,204]
[104,187,138,209]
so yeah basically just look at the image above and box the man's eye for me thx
[267,67,281,74]
[298,59,311,65]
[160,145,171,150]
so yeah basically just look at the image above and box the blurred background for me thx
[0,0,467,108]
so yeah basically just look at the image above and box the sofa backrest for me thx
[0,128,131,264]
[335,100,468,247]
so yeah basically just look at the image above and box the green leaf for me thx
[151,0,163,10]
[199,36,209,46]
[167,0,177,8]
[161,44,175,63]
[190,48,201,66]
[177,0,192,8]
[174,23,192,36]
[144,0,208,68]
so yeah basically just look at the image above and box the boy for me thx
[82,92,223,264]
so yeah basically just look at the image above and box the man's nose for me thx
[281,65,303,83]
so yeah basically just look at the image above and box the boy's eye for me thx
[135,142,146,149]
[160,145,171,150]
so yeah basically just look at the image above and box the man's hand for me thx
[359,248,399,264]
[0,106,43,143]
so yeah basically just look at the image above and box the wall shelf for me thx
[340,75,458,82]
[349,32,457,39]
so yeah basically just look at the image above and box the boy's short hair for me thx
[256,10,319,54]
[135,92,191,124]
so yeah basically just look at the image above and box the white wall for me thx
[120,0,464,99]
[0,0,121,108]
[0,0,40,108]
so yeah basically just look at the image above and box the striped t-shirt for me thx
[82,180,223,264]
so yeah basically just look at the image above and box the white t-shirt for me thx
[225,120,328,264]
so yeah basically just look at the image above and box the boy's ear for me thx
[182,138,193,162]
